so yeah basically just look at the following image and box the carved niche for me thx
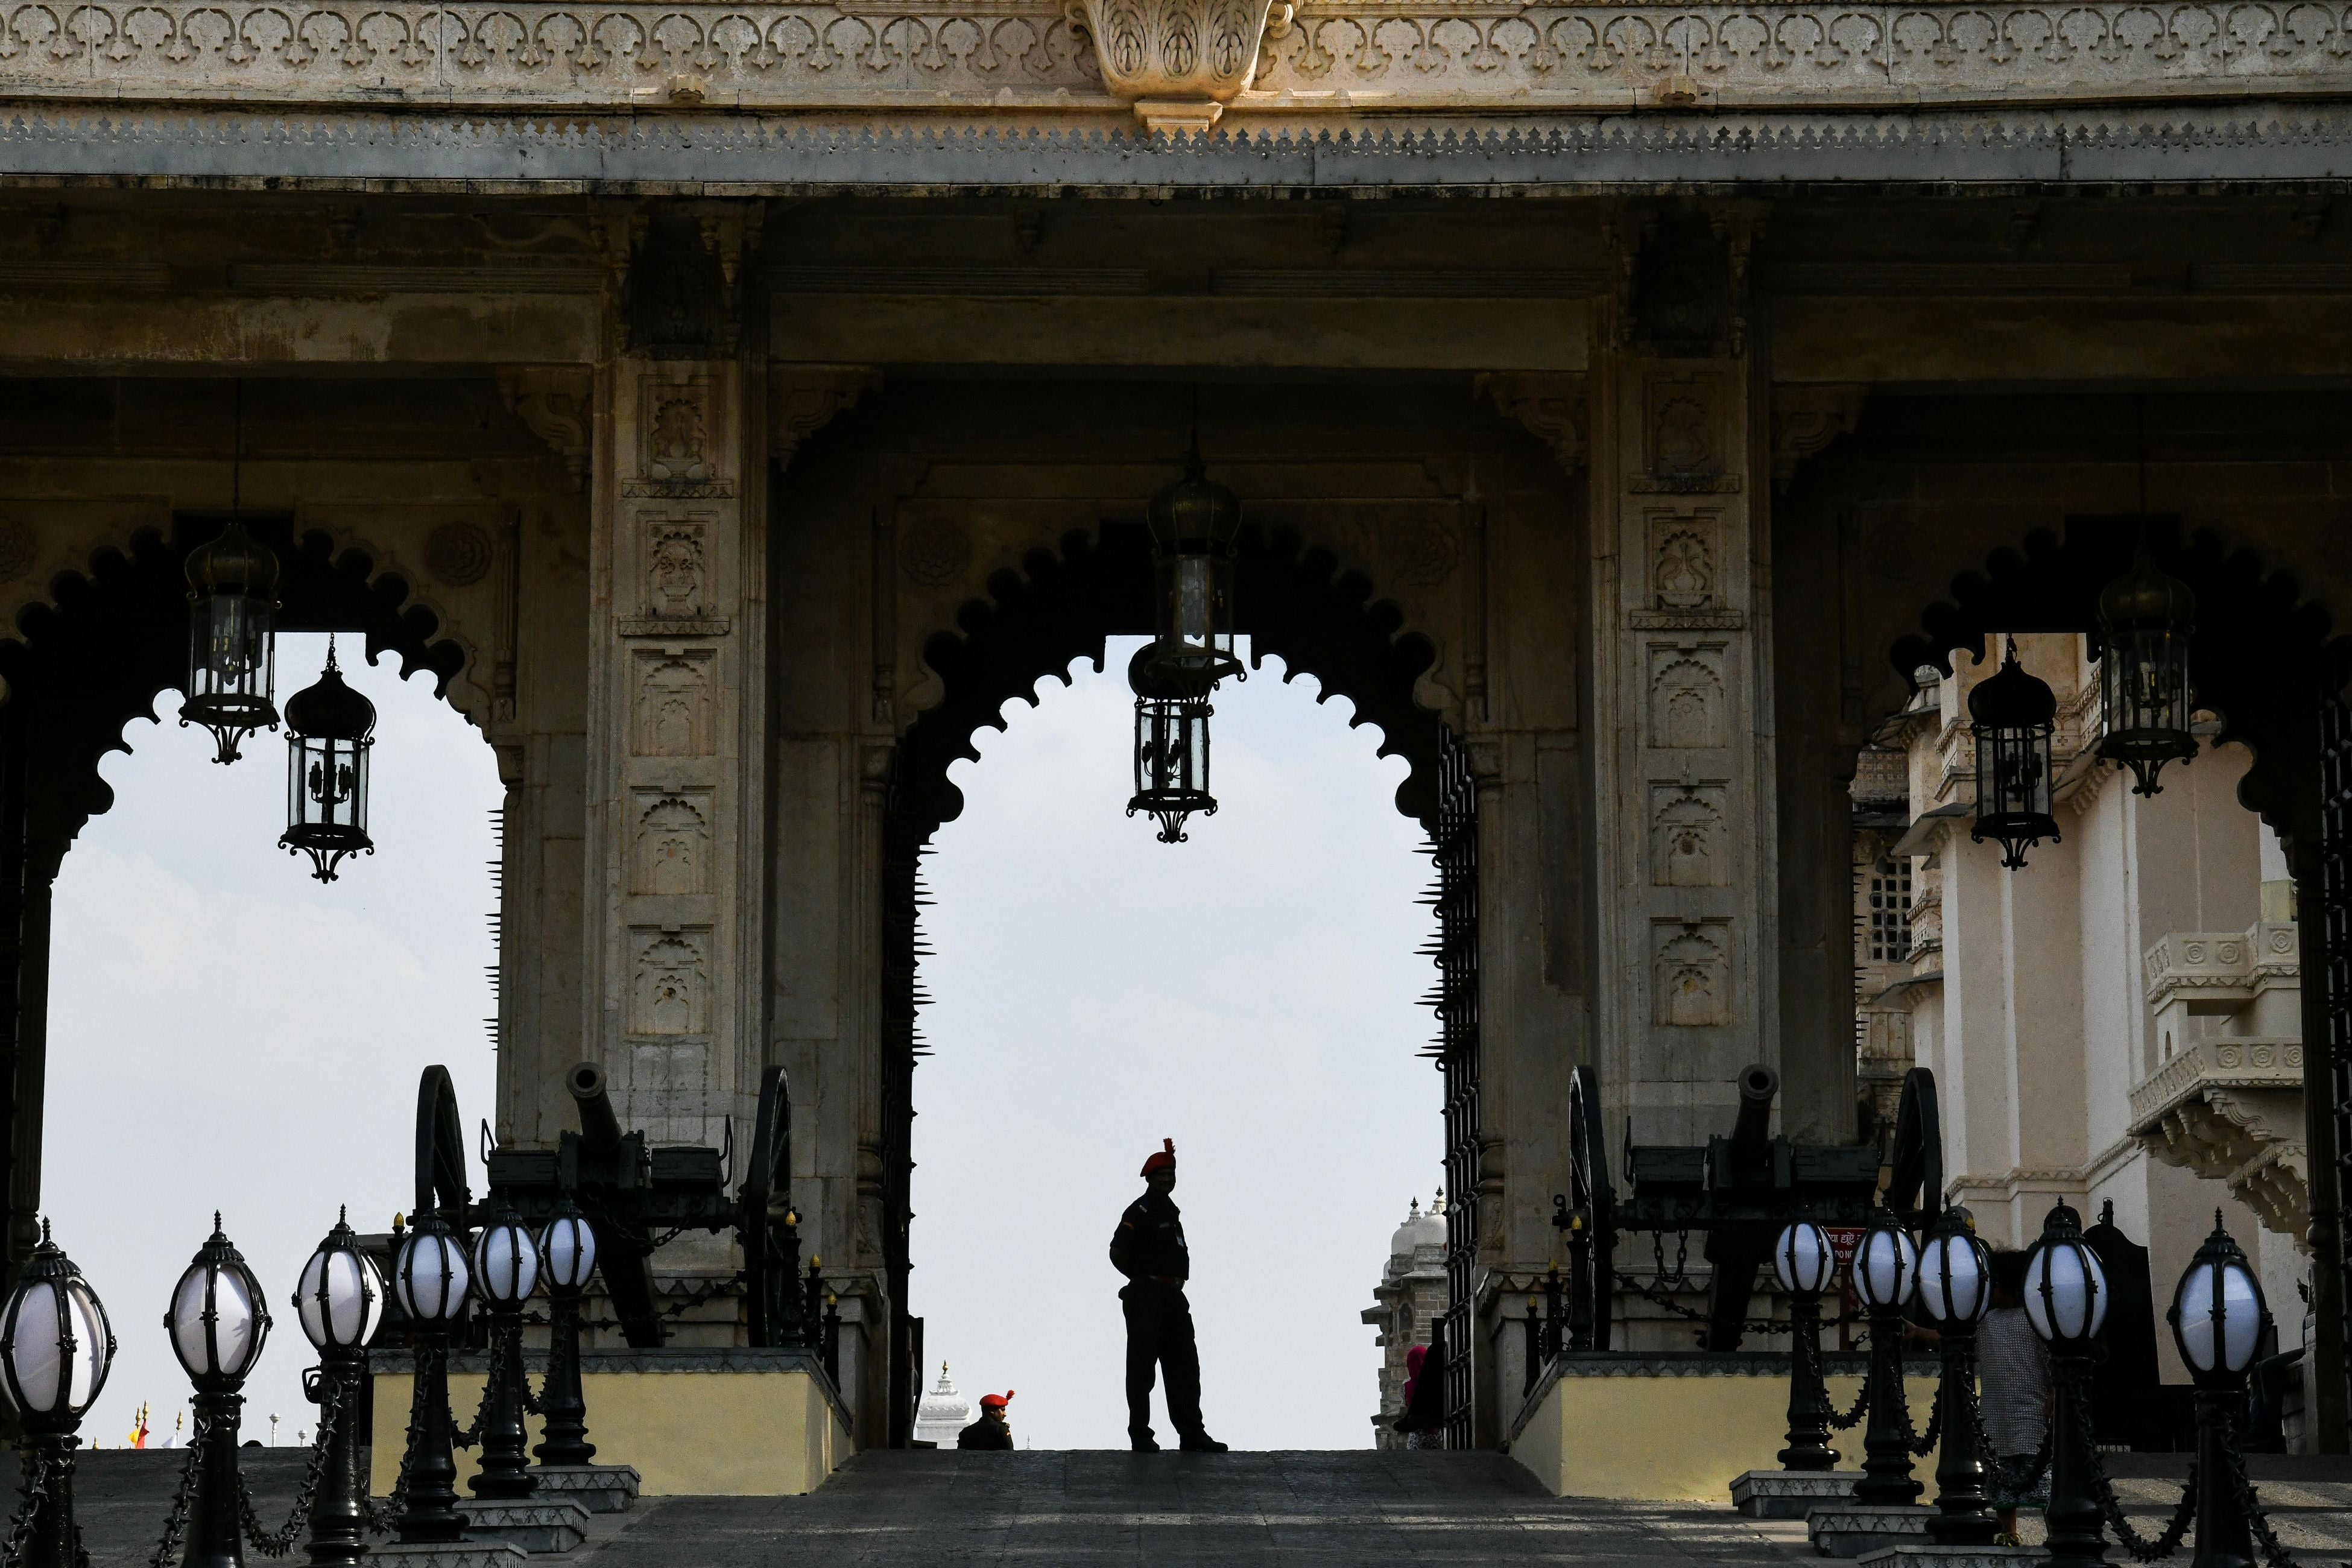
[1647,643,1728,750]
[1648,783,1728,888]
[646,521,707,619]
[627,377,732,499]
[629,926,712,1037]
[631,791,715,896]
[632,650,716,757]
[1633,509,1740,631]
[1652,918,1733,1028]
[1634,375,1734,494]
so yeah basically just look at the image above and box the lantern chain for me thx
[2073,1390,2198,1562]
[1795,1325,1873,1430]
[361,1427,418,1536]
[1906,1370,1944,1457]
[4,1446,83,1568]
[233,1378,344,1558]
[452,1336,498,1450]
[147,1416,210,1568]
[2221,1403,2301,1568]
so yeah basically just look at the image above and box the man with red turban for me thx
[956,1391,1015,1451]
[1108,1139,1227,1452]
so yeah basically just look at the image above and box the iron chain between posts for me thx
[1907,1365,1943,1456]
[2221,1403,2301,1568]
[1798,1329,1871,1430]
[233,1380,344,1559]
[1,1446,77,1568]
[361,1427,418,1537]
[454,1339,495,1450]
[2075,1385,2198,1562]
[147,1418,210,1568]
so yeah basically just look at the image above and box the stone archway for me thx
[0,513,482,1272]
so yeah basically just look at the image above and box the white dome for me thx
[913,1362,975,1443]
[1391,1195,1446,1256]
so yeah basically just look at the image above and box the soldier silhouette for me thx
[956,1391,1015,1451]
[1109,1139,1227,1452]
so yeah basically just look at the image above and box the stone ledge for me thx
[1856,1544,2040,1568]
[454,1498,591,1554]
[531,1464,642,1514]
[1810,1503,1936,1559]
[5,107,2352,192]
[362,1542,530,1568]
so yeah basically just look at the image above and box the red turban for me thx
[1140,1139,1177,1177]
[981,1391,1013,1409]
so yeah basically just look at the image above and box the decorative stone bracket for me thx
[1069,0,1286,131]
[1477,373,1585,478]
[1769,385,1867,494]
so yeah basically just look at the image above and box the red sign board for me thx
[1825,1227,1866,1266]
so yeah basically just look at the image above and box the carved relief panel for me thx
[1648,782,1729,888]
[631,790,716,897]
[1652,918,1733,1028]
[624,375,732,498]
[631,650,716,757]
[629,926,712,1037]
[1633,373,1737,495]
[1646,643,1728,750]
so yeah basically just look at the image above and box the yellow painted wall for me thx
[370,1368,849,1497]
[1510,1373,1944,1500]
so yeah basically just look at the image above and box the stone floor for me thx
[43,1446,2352,1566]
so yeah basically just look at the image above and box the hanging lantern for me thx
[1125,644,1215,846]
[280,639,376,884]
[1967,637,2061,871]
[2094,547,2198,797]
[1142,448,1245,689]
[180,519,281,766]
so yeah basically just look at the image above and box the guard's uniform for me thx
[955,1412,1014,1450]
[1109,1188,1204,1445]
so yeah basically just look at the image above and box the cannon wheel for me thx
[739,1065,797,1347]
[414,1064,472,1224]
[1885,1067,1944,1227]
[1566,1064,1615,1352]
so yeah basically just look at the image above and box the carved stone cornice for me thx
[1768,384,1867,494]
[770,365,883,467]
[1069,0,1282,131]
[498,368,592,491]
[1476,373,1584,478]
[8,1,2348,116]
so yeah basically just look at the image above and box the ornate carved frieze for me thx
[10,0,2345,115]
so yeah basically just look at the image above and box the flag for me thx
[126,1402,149,1450]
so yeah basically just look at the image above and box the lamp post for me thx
[534,1201,599,1468]
[1968,637,2062,871]
[1125,643,1216,844]
[1853,1207,1923,1506]
[166,1215,272,1568]
[2094,547,2198,797]
[470,1205,541,1499]
[181,518,281,765]
[279,639,377,883]
[391,1211,473,1544]
[292,1209,384,1567]
[2025,1199,2111,1568]
[1773,1220,1837,1472]
[1915,1207,1995,1544]
[2167,1212,2268,1568]
[0,1221,114,1568]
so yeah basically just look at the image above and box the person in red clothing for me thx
[1108,1140,1227,1453]
[956,1391,1016,1451]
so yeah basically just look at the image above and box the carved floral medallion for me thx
[1075,0,1278,128]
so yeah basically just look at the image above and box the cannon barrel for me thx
[1726,1062,1779,1163]
[567,1061,625,1156]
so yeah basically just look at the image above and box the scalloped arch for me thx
[891,520,1450,844]
[0,514,476,853]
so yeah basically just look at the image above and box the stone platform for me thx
[1730,1468,1860,1519]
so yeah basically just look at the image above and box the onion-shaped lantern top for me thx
[294,1207,384,1355]
[473,1206,542,1309]
[2094,547,2199,798]
[2167,1210,2267,1386]
[280,640,378,884]
[1853,1211,1918,1312]
[1126,643,1217,846]
[180,519,282,766]
[1968,637,2061,871]
[394,1213,472,1327]
[2022,1198,2108,1350]
[1772,1221,1834,1297]
[1142,450,1245,689]
[542,1203,598,1295]
[1917,1209,1993,1327]
[165,1214,271,1393]
[0,1220,115,1430]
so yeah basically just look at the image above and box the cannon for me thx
[412,1061,807,1349]
[1554,1062,1942,1351]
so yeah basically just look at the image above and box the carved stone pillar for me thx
[1588,208,1783,1146]
[583,210,769,1151]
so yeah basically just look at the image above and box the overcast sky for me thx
[44,630,1432,1454]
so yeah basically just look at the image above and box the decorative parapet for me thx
[4,0,2352,117]
[2131,920,2307,1243]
